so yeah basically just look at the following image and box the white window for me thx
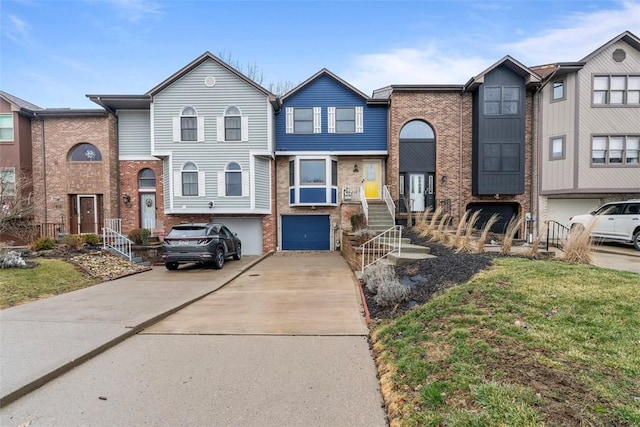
[552,81,565,101]
[327,106,363,133]
[172,106,205,142]
[550,136,565,160]
[217,106,248,142]
[285,107,321,134]
[593,75,640,105]
[68,143,102,161]
[217,162,249,197]
[0,167,16,195]
[0,114,14,141]
[174,162,205,197]
[592,135,640,165]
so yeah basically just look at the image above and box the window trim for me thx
[138,168,156,190]
[549,136,566,161]
[591,74,640,107]
[0,167,16,195]
[68,143,103,162]
[180,106,198,142]
[224,162,242,197]
[288,155,338,206]
[551,80,565,102]
[224,106,241,142]
[334,107,356,133]
[590,135,640,166]
[181,162,199,196]
[0,114,14,142]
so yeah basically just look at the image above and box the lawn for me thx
[372,257,640,426]
[0,258,99,308]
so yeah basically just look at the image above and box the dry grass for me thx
[563,219,598,264]
[451,210,471,249]
[458,210,482,253]
[501,215,523,255]
[421,204,445,239]
[526,222,548,258]
[476,213,499,253]
[433,213,451,244]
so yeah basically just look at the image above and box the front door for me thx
[140,193,156,230]
[425,173,435,211]
[363,160,381,199]
[409,173,425,212]
[79,196,96,234]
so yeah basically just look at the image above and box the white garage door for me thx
[546,199,601,228]
[214,217,263,255]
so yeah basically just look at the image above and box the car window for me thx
[209,225,221,235]
[624,204,640,215]
[595,204,622,215]
[167,227,207,238]
[219,226,231,238]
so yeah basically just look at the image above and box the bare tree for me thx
[0,170,38,244]
[217,51,294,95]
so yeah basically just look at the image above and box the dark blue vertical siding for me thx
[276,74,387,152]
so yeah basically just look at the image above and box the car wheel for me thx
[213,247,225,269]
[165,262,179,271]
[233,244,242,260]
[634,230,640,251]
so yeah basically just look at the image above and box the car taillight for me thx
[197,239,213,245]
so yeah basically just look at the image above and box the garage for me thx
[466,202,520,235]
[546,198,601,228]
[281,215,330,250]
[214,217,263,255]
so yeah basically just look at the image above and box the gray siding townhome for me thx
[90,52,281,255]
[533,31,640,228]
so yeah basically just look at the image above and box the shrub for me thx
[361,263,410,308]
[83,233,100,246]
[0,250,27,268]
[350,213,366,231]
[32,236,56,251]
[563,221,596,264]
[128,228,151,245]
[61,234,84,250]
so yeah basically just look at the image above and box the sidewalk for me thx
[0,255,264,407]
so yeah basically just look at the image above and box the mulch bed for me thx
[362,229,494,319]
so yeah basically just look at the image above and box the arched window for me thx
[225,162,242,196]
[399,120,435,140]
[68,143,102,161]
[181,162,198,196]
[180,106,198,141]
[138,168,156,189]
[224,106,241,141]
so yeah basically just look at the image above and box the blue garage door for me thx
[282,215,330,250]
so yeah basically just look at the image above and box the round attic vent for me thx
[204,76,216,87]
[612,49,626,62]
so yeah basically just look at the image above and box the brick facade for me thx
[119,160,165,234]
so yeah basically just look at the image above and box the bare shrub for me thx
[412,208,431,235]
[402,194,414,228]
[362,262,410,307]
[61,234,84,250]
[563,221,597,264]
[501,215,523,255]
[361,262,397,294]
[432,213,451,244]
[458,210,482,253]
[526,222,548,258]
[420,205,444,239]
[353,229,377,245]
[476,213,500,253]
[451,210,470,249]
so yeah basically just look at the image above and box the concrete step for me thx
[387,251,436,265]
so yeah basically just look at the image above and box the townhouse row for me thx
[1,31,638,254]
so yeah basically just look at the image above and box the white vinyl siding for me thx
[217,171,249,197]
[172,116,204,142]
[216,116,249,142]
[173,170,206,197]
[117,110,152,157]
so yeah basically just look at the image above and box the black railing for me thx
[545,220,570,251]
[40,223,65,239]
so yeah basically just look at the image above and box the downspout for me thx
[38,114,47,227]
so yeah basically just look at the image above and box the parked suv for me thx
[162,223,242,270]
[568,200,640,250]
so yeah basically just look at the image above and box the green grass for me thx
[373,257,640,426]
[0,259,99,308]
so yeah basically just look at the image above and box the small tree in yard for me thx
[0,170,38,244]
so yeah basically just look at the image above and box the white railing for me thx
[383,185,395,222]
[341,185,361,202]
[103,220,132,261]
[104,218,122,234]
[143,219,156,231]
[360,184,369,223]
[361,225,403,273]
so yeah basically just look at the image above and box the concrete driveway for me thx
[145,252,368,335]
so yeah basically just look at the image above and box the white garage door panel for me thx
[547,199,601,228]
[215,217,263,255]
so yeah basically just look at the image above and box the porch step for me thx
[386,251,436,266]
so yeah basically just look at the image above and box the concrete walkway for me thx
[0,255,263,406]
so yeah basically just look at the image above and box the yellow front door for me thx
[363,161,381,199]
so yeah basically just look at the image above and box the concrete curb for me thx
[0,252,274,408]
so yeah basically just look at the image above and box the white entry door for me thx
[409,174,425,212]
[140,193,156,230]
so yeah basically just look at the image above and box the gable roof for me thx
[0,90,42,112]
[581,30,640,62]
[281,68,370,102]
[146,51,280,111]
[465,55,541,91]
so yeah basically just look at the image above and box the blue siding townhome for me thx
[275,69,389,250]
[89,52,281,255]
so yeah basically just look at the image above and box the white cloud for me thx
[343,45,492,94]
[104,0,163,22]
[500,1,640,64]
[4,14,31,43]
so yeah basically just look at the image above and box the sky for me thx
[1,0,639,109]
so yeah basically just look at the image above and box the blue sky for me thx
[1,0,639,108]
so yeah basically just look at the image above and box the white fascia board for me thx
[250,150,274,158]
[119,155,159,161]
[164,208,271,215]
[275,151,388,156]
[266,99,274,154]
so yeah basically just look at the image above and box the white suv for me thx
[568,200,640,250]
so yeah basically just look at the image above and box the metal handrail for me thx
[360,225,403,273]
[341,185,361,202]
[545,220,570,251]
[104,218,122,234]
[103,224,132,261]
[383,185,396,222]
[360,184,369,222]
